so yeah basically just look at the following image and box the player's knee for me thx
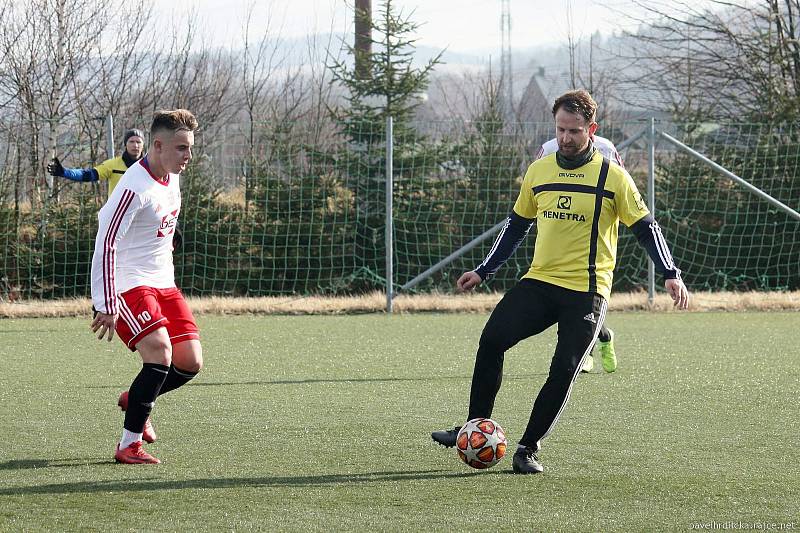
[145,349,172,367]
[549,359,581,379]
[174,341,203,372]
[138,335,173,366]
[185,353,203,373]
[479,327,513,353]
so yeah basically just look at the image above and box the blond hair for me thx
[150,109,198,136]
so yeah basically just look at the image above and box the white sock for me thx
[120,429,143,450]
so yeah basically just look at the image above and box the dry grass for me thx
[1,290,799,319]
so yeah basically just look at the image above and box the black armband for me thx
[630,215,681,280]
[474,211,535,280]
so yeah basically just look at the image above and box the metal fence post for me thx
[106,113,115,159]
[647,117,656,305]
[385,116,394,314]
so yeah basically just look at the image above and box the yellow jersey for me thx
[512,151,649,299]
[94,156,129,195]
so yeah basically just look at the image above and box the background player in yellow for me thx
[432,89,689,474]
[48,128,145,196]
[47,129,184,249]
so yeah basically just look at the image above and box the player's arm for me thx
[47,156,99,182]
[473,211,535,281]
[629,215,689,309]
[458,211,535,291]
[617,170,688,309]
[629,215,681,280]
[90,188,141,340]
[172,220,183,250]
[458,164,538,291]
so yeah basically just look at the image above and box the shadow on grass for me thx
[84,374,547,389]
[0,458,109,470]
[0,469,499,495]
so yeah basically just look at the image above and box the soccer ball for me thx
[456,418,507,469]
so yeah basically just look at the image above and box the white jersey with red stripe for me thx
[91,158,180,315]
[536,135,624,167]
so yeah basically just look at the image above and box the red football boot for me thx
[114,441,160,464]
[117,391,158,443]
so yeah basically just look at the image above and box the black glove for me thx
[47,157,65,177]
[172,227,183,250]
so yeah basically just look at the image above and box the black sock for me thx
[157,364,198,397]
[598,326,611,343]
[124,363,169,433]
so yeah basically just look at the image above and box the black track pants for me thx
[466,278,607,450]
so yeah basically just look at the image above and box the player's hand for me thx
[91,311,118,341]
[456,271,483,292]
[665,278,689,310]
[47,157,65,177]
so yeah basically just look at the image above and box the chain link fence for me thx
[1,117,798,302]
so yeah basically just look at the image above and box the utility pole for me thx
[500,0,513,117]
[355,0,372,80]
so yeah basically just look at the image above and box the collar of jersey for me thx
[140,156,170,186]
[556,141,596,170]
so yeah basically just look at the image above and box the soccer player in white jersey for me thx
[536,135,621,373]
[90,109,201,464]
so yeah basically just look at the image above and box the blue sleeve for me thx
[630,214,682,280]
[474,211,535,280]
[62,167,99,182]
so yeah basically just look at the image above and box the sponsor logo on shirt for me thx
[157,209,179,238]
[558,172,585,178]
[541,210,586,222]
[540,194,586,221]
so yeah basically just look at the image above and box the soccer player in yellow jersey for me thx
[536,134,623,373]
[48,128,145,196]
[432,89,690,474]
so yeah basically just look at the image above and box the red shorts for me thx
[115,286,199,351]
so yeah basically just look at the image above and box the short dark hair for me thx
[552,89,597,123]
[150,109,198,137]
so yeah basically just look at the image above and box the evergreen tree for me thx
[326,0,444,290]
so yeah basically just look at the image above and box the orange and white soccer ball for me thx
[456,418,507,469]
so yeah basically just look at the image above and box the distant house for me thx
[515,67,551,124]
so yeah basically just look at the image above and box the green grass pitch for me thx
[0,312,798,531]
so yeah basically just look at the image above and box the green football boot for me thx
[599,328,617,373]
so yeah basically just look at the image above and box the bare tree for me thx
[614,0,800,121]
[76,1,155,155]
[237,2,288,208]
[0,0,107,208]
